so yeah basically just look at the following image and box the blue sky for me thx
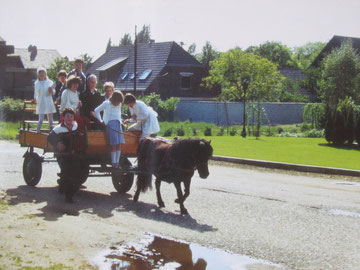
[1,0,359,61]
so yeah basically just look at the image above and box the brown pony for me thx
[133,138,213,215]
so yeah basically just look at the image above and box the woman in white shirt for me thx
[123,93,160,138]
[33,67,56,133]
[60,75,82,114]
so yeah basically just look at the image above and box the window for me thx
[130,73,137,80]
[139,69,152,80]
[121,72,128,80]
[181,76,191,89]
[180,72,193,89]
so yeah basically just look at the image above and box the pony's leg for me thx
[174,181,188,215]
[155,178,165,208]
[133,185,141,202]
[175,179,190,203]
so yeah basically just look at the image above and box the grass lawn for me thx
[0,122,20,140]
[198,136,360,171]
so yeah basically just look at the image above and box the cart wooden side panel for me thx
[86,130,141,155]
[19,130,141,155]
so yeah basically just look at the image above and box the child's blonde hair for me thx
[104,81,114,92]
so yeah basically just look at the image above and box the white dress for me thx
[34,79,56,114]
[60,89,80,113]
[129,100,160,136]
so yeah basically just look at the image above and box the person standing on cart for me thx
[47,107,87,203]
[94,90,125,168]
[123,93,160,139]
[33,67,56,133]
[67,58,86,92]
[79,74,103,129]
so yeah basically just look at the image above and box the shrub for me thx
[0,97,26,122]
[204,127,212,136]
[176,127,185,136]
[300,123,311,132]
[304,129,324,138]
[277,127,284,134]
[163,128,172,137]
[192,128,198,136]
[230,127,237,136]
[217,127,224,136]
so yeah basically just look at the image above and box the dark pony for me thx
[134,138,213,215]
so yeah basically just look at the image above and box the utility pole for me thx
[134,25,137,97]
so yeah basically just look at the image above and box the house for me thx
[85,41,211,99]
[278,67,316,101]
[311,35,360,67]
[3,39,61,99]
[0,37,14,99]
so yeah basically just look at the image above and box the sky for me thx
[1,0,360,61]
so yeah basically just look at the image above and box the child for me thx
[33,67,56,133]
[103,81,114,101]
[123,93,160,138]
[94,90,125,168]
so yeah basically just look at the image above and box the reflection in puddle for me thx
[92,233,282,270]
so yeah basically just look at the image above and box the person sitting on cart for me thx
[47,107,87,203]
[79,74,103,129]
[94,90,125,168]
[60,75,90,131]
[123,93,160,139]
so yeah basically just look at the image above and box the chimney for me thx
[28,45,38,61]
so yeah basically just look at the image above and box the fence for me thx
[174,101,307,125]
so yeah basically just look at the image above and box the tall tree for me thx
[245,41,295,68]
[187,43,196,56]
[204,48,284,102]
[136,24,151,43]
[319,40,360,106]
[292,42,325,70]
[106,38,112,52]
[197,41,220,70]
[47,57,72,81]
[119,33,133,45]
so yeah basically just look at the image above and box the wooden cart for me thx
[19,100,141,194]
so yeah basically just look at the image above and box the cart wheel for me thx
[23,153,42,186]
[112,172,134,193]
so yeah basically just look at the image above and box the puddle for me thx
[92,233,282,270]
[325,209,360,218]
[334,182,358,186]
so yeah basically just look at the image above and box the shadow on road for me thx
[5,185,217,233]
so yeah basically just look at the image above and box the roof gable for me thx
[86,41,203,91]
[11,48,61,69]
[311,35,360,67]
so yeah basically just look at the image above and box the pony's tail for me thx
[136,172,152,193]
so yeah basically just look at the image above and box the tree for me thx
[187,43,196,56]
[106,38,112,52]
[136,24,151,43]
[245,41,295,68]
[319,40,360,107]
[78,53,93,70]
[319,40,360,145]
[292,42,325,70]
[204,48,284,102]
[119,33,133,45]
[196,41,220,70]
[47,57,72,81]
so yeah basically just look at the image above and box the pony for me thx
[133,137,213,215]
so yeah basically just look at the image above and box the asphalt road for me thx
[1,140,360,270]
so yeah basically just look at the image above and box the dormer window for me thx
[139,69,152,80]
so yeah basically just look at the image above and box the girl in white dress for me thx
[33,67,56,133]
[123,93,160,138]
